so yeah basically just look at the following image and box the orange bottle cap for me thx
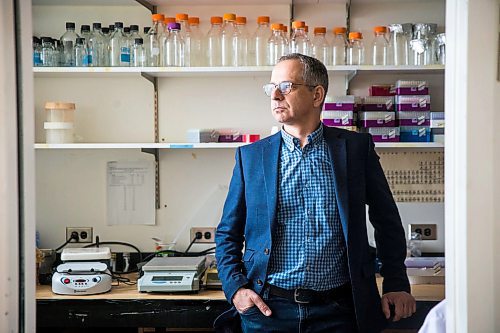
[374,26,387,33]
[271,23,282,30]
[223,13,236,21]
[349,31,363,40]
[333,27,347,34]
[176,13,188,21]
[292,21,305,29]
[282,26,288,33]
[236,17,247,24]
[314,27,326,34]
[211,16,223,24]
[257,16,270,24]
[164,17,176,24]
[304,25,309,33]
[152,14,165,22]
[188,17,200,25]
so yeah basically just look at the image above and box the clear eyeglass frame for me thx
[263,81,316,96]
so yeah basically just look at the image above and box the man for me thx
[215,53,415,333]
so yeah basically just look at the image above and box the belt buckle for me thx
[294,289,310,304]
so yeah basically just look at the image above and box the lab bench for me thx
[36,277,444,332]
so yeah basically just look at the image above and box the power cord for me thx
[184,232,203,254]
[84,241,143,274]
[54,232,79,252]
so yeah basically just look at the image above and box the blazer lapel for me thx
[323,126,349,241]
[262,132,281,234]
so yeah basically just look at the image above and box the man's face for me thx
[269,59,319,126]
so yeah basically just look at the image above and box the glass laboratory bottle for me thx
[109,22,128,66]
[332,27,347,65]
[387,23,411,66]
[88,23,105,67]
[347,32,364,65]
[290,21,311,56]
[267,23,287,65]
[60,22,79,67]
[188,17,203,66]
[40,37,55,67]
[312,27,331,65]
[146,14,164,67]
[371,26,389,66]
[160,17,175,66]
[131,38,146,67]
[234,16,249,66]
[165,22,184,67]
[221,13,236,66]
[251,16,270,66]
[176,13,191,66]
[206,16,223,67]
[33,37,42,67]
[74,37,90,67]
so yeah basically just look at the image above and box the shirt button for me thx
[257,279,263,286]
[264,248,270,255]
[306,265,310,271]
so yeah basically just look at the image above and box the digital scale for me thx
[52,247,112,295]
[138,256,206,293]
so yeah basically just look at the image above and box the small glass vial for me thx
[131,38,146,67]
[347,32,364,65]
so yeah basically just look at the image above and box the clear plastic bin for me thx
[45,102,76,122]
[44,122,74,143]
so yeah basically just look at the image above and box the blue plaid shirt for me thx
[267,125,350,291]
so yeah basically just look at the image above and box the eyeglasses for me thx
[263,81,317,97]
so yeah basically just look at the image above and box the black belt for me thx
[266,283,352,304]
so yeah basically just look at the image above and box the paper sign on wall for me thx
[107,160,155,225]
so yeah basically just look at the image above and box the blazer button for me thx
[264,248,270,255]
[257,279,263,286]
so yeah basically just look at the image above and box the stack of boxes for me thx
[322,80,444,143]
[321,95,360,132]
[395,80,432,142]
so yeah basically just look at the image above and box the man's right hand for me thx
[232,287,272,316]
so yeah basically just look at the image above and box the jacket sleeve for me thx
[215,147,250,303]
[364,134,411,294]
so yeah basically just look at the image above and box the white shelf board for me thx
[34,142,443,149]
[333,65,445,74]
[33,65,443,78]
[375,142,444,149]
[34,142,248,149]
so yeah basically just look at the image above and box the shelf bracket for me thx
[141,148,160,210]
[345,70,357,94]
[141,72,159,143]
[135,0,156,14]
[346,0,352,32]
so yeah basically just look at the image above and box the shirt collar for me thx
[281,124,323,152]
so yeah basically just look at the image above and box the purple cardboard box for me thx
[358,111,396,128]
[395,80,429,95]
[397,111,431,126]
[363,96,395,111]
[323,96,361,111]
[396,95,431,112]
[322,110,354,126]
[367,127,400,142]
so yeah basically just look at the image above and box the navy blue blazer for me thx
[215,125,410,333]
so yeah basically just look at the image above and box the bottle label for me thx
[83,54,92,66]
[120,47,130,63]
[33,52,42,66]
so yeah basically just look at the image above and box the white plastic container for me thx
[45,102,75,122]
[44,122,74,143]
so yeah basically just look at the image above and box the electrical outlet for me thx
[190,227,216,243]
[409,224,437,241]
[66,227,93,243]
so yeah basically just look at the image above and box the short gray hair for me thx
[277,53,329,100]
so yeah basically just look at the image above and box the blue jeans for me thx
[239,286,358,333]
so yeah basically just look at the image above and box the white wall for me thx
[34,2,445,257]
[445,0,500,331]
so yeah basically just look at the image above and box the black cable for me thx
[54,235,77,252]
[184,236,199,254]
[83,241,143,263]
